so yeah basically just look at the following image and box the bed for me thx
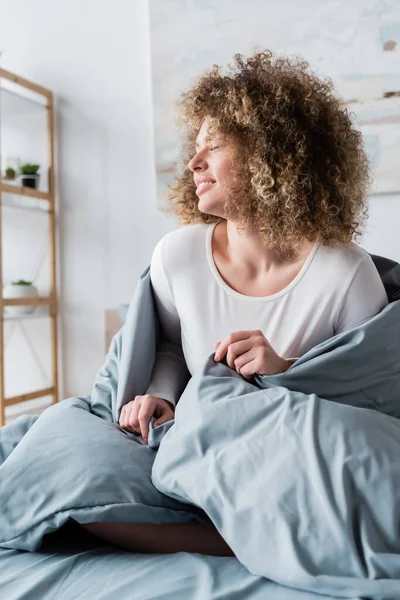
[1,253,400,600]
[1,523,346,600]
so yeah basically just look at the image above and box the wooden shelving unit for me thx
[0,68,59,426]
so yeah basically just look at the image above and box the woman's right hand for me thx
[119,395,175,445]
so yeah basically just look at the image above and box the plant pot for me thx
[3,283,39,316]
[19,173,40,189]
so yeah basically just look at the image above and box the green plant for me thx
[11,279,33,286]
[19,164,40,175]
[5,167,16,177]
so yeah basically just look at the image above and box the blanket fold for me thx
[151,301,400,598]
[2,260,400,600]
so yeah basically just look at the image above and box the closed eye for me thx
[210,145,220,151]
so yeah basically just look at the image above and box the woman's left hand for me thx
[214,330,291,379]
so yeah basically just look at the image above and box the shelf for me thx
[5,386,55,407]
[3,306,50,321]
[0,68,51,104]
[0,192,50,213]
[5,397,51,424]
[0,67,58,427]
[0,182,50,201]
[3,296,52,307]
[0,85,47,114]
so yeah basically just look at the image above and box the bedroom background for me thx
[0,0,398,423]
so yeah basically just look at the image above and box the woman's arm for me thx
[334,253,388,335]
[145,238,191,408]
[145,338,190,408]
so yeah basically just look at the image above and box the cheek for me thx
[216,158,237,187]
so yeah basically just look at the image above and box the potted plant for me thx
[19,164,40,189]
[4,166,16,181]
[3,280,39,316]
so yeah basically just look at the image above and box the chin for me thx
[198,198,224,219]
[198,207,223,219]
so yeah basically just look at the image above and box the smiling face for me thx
[188,118,238,218]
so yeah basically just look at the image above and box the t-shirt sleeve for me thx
[144,237,191,407]
[334,253,389,335]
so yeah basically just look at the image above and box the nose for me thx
[188,149,207,173]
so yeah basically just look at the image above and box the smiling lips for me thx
[196,180,216,196]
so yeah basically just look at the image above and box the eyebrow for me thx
[195,135,215,151]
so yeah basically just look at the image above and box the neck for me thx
[221,219,314,275]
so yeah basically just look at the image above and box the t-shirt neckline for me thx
[205,221,320,302]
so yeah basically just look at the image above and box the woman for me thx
[84,50,388,556]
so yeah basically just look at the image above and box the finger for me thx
[215,340,229,361]
[119,404,127,428]
[234,349,257,373]
[226,339,254,369]
[153,412,173,428]
[237,357,257,379]
[120,402,135,431]
[129,396,143,435]
[215,331,253,361]
[215,341,230,362]
[138,400,155,444]
[127,398,141,434]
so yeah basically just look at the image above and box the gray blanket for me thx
[1,264,400,600]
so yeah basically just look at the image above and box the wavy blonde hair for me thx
[165,50,371,258]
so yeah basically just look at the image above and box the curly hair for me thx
[165,50,371,258]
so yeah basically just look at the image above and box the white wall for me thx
[0,0,176,400]
[362,195,400,259]
[0,0,399,403]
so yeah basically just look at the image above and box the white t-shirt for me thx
[146,222,388,406]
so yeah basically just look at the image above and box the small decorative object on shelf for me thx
[3,280,39,316]
[19,164,40,189]
[4,167,16,181]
